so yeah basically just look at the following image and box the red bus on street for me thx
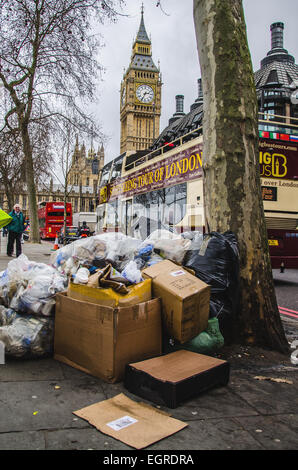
[38,201,72,239]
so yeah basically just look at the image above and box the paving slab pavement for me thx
[0,237,53,270]
[0,241,297,454]
[0,349,297,453]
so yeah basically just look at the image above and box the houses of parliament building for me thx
[0,140,104,218]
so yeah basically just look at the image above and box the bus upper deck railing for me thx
[258,112,298,134]
[124,126,203,171]
[258,111,298,127]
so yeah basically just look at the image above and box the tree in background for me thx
[50,118,78,245]
[0,132,24,210]
[0,120,52,212]
[193,0,289,353]
[0,0,123,242]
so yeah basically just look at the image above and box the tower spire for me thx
[135,3,150,44]
[72,135,80,163]
[120,5,162,154]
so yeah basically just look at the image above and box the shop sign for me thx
[259,138,298,179]
[261,186,277,201]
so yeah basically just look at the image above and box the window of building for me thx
[266,69,278,84]
[92,158,99,175]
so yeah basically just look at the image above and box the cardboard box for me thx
[124,350,230,408]
[142,260,210,343]
[67,278,151,308]
[54,293,162,383]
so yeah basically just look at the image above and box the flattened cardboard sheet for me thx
[73,393,187,449]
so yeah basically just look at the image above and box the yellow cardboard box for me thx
[67,278,152,308]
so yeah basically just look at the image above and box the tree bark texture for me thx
[2,177,14,210]
[21,123,40,243]
[193,0,289,353]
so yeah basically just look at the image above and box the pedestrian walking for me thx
[6,204,26,257]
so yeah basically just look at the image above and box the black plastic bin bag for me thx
[183,231,240,343]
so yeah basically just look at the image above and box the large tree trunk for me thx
[21,123,40,243]
[193,0,289,353]
[3,179,14,211]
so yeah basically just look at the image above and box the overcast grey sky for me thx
[89,0,298,164]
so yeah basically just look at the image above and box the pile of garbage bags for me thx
[0,306,54,358]
[50,230,192,288]
[51,229,240,344]
[0,254,67,358]
[0,229,240,358]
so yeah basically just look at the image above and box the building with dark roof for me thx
[151,22,298,149]
[255,22,298,124]
[150,79,203,151]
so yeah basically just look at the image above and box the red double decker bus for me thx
[38,201,72,239]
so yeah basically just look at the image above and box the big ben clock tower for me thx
[120,5,162,153]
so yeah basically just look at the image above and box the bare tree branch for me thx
[0,0,123,241]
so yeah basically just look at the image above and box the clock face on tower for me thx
[136,84,154,103]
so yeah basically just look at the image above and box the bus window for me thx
[132,190,168,238]
[106,200,119,229]
[164,183,187,225]
[110,156,124,182]
[47,211,71,217]
[121,199,132,235]
[132,185,187,235]
[96,205,106,233]
[100,162,112,186]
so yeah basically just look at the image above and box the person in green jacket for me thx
[6,204,26,257]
